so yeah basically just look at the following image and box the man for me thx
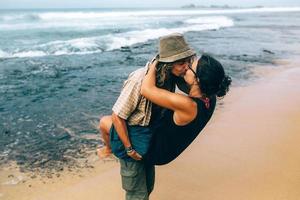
[98,33,195,200]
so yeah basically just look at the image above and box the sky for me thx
[0,0,299,9]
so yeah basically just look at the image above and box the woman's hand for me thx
[148,59,158,73]
[141,58,157,95]
[184,69,196,86]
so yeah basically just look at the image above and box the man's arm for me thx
[111,112,131,148]
[111,113,142,160]
[112,78,143,160]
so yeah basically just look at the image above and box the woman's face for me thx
[184,58,198,85]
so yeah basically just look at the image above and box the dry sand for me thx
[1,59,300,200]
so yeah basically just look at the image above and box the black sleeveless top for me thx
[146,96,216,165]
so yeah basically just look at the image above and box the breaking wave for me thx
[0,16,234,58]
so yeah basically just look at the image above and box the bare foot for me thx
[97,147,112,159]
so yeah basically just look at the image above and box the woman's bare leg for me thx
[97,115,113,158]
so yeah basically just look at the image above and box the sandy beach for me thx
[1,59,300,200]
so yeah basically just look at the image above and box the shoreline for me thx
[1,58,300,200]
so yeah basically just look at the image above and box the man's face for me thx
[171,59,191,77]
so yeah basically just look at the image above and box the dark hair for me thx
[196,54,231,97]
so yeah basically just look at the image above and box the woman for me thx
[141,54,231,165]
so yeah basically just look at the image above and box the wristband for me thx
[125,146,134,154]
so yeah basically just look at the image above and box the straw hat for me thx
[158,33,195,63]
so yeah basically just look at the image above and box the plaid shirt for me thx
[112,64,152,126]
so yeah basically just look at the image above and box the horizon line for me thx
[1,5,300,10]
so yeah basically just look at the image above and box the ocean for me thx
[1,7,300,173]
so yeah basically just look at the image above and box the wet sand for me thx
[1,60,300,200]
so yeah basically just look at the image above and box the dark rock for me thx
[46,174,53,179]
[56,133,71,141]
[78,87,88,92]
[55,166,64,171]
[120,46,132,52]
[126,56,134,60]
[263,49,275,54]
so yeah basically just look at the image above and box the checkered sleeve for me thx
[112,79,141,120]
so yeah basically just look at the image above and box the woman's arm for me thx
[141,60,197,125]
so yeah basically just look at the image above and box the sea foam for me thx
[1,6,298,58]
[33,7,300,20]
[0,16,234,58]
[1,7,299,31]
[107,16,234,50]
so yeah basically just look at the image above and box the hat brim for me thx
[158,49,196,63]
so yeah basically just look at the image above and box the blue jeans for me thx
[110,124,153,161]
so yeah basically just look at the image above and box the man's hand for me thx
[127,149,142,161]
